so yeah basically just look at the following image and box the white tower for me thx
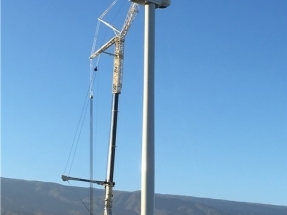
[130,1,170,215]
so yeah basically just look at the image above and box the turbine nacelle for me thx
[130,0,170,8]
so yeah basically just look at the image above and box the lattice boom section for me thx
[112,37,125,94]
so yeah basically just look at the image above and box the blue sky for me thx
[2,0,287,206]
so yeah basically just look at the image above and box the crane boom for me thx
[94,2,139,215]
[121,3,140,37]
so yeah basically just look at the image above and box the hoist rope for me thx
[63,67,98,176]
[67,181,91,214]
[63,89,89,175]
[91,19,101,57]
[89,60,94,215]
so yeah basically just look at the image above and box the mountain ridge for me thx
[1,177,286,215]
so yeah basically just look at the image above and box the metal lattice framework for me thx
[90,2,139,94]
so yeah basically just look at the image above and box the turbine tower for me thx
[130,1,170,215]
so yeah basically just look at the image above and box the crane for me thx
[62,2,139,215]
[90,3,139,215]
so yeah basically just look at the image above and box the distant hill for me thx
[1,177,286,215]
